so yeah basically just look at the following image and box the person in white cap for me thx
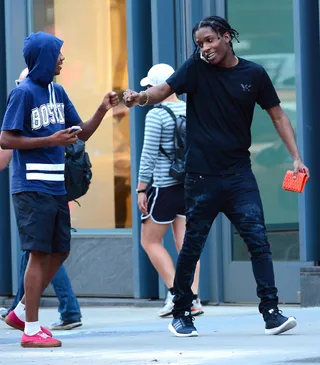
[0,145,11,170]
[137,63,203,318]
[0,68,29,169]
[0,68,29,170]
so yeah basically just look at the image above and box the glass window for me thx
[228,0,299,260]
[32,0,131,229]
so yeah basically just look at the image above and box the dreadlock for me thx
[192,16,240,58]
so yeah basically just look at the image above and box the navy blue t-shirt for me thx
[166,55,280,174]
[1,32,82,195]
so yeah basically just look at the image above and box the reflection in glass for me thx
[33,0,131,229]
[228,0,299,260]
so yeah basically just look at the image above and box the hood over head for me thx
[23,32,63,85]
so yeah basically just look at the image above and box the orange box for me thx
[282,170,309,193]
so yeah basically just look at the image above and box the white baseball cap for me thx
[140,63,175,87]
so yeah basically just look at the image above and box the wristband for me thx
[136,189,146,194]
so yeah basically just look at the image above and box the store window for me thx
[228,0,299,260]
[33,0,131,229]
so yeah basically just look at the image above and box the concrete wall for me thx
[43,234,134,298]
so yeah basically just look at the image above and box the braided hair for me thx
[192,16,240,57]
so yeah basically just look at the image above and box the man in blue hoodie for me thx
[0,68,83,332]
[0,32,119,348]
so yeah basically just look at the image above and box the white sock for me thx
[24,321,41,336]
[13,301,25,322]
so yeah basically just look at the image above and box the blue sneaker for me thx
[264,308,297,335]
[168,312,198,337]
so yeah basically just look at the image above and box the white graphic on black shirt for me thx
[241,84,252,92]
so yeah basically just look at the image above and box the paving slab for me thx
[0,305,319,365]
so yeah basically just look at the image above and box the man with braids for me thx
[123,16,309,337]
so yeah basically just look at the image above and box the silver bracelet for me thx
[138,91,149,107]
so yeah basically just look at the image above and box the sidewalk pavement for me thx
[0,304,319,365]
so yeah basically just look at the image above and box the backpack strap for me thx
[154,104,177,122]
[159,145,172,161]
[154,104,177,161]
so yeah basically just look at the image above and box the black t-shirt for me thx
[166,55,280,174]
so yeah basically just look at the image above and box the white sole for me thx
[168,323,198,337]
[191,309,204,317]
[265,317,297,335]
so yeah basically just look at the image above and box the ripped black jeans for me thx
[172,169,278,318]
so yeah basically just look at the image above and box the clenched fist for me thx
[101,91,119,111]
[123,89,140,108]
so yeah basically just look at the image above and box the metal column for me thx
[0,0,11,296]
[128,0,228,300]
[293,0,320,261]
[127,0,158,298]
[150,0,180,299]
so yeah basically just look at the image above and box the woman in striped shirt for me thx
[136,64,203,317]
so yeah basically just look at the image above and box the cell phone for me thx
[69,126,81,134]
[200,53,209,63]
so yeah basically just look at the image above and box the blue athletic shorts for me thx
[12,192,71,254]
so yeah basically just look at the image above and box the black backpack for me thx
[154,104,186,182]
[64,139,92,202]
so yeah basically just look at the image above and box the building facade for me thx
[0,0,319,304]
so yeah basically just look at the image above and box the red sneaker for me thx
[5,311,52,337]
[21,331,61,348]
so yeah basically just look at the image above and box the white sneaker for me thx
[0,308,8,321]
[159,292,174,317]
[191,298,204,316]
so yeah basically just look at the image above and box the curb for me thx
[0,296,165,309]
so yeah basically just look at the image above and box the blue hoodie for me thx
[1,32,82,195]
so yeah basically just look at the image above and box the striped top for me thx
[138,101,186,188]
